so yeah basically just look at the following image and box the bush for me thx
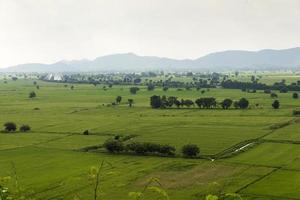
[293,110,300,116]
[279,87,288,93]
[83,130,89,135]
[3,122,17,132]
[126,142,147,154]
[272,100,280,109]
[158,144,176,156]
[182,144,200,157]
[270,93,278,98]
[103,139,124,153]
[29,91,36,98]
[264,89,271,94]
[163,87,169,91]
[126,142,176,156]
[129,87,140,94]
[19,124,31,132]
[293,93,299,99]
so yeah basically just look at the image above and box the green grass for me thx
[1,77,300,199]
[227,142,300,168]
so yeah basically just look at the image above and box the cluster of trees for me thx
[2,122,31,133]
[104,139,176,156]
[222,79,300,92]
[41,72,219,90]
[104,138,201,158]
[40,72,300,96]
[150,95,250,109]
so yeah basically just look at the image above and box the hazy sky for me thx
[0,0,300,67]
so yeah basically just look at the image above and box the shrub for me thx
[126,142,176,156]
[3,122,17,132]
[293,93,299,99]
[29,91,36,98]
[103,139,124,153]
[129,87,140,94]
[182,144,200,157]
[19,125,31,132]
[293,110,300,116]
[83,130,89,135]
[270,93,278,98]
[158,144,176,156]
[272,100,280,109]
[264,89,271,94]
[147,84,155,91]
[279,87,288,93]
[126,142,147,154]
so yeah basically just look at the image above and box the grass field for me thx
[1,76,300,199]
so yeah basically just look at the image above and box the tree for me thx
[293,93,299,99]
[150,95,162,108]
[19,125,31,132]
[130,87,139,94]
[264,89,271,94]
[233,101,240,109]
[71,85,74,90]
[174,100,181,108]
[195,98,216,109]
[183,99,194,107]
[221,98,233,109]
[103,139,124,153]
[128,99,134,107]
[182,144,200,157]
[147,84,155,91]
[163,87,169,91]
[116,96,122,104]
[33,81,37,85]
[270,93,278,98]
[238,98,249,109]
[272,100,280,109]
[29,91,36,99]
[279,87,288,93]
[4,122,17,132]
[133,78,142,84]
[235,71,239,77]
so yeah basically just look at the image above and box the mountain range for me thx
[2,47,300,72]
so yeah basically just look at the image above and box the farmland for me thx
[1,72,300,200]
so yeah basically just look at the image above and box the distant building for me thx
[45,73,63,81]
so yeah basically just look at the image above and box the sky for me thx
[0,0,300,68]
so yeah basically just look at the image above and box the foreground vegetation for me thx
[1,71,300,199]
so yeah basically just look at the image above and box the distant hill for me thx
[2,47,300,72]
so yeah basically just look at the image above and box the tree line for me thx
[104,138,200,158]
[222,79,300,92]
[150,95,250,109]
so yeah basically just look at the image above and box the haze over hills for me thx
[2,47,300,72]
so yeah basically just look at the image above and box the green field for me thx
[1,75,300,200]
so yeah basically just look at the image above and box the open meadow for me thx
[1,73,300,200]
